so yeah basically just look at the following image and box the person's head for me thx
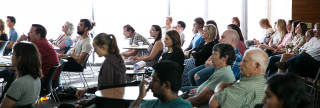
[232,17,240,27]
[291,21,300,36]
[164,30,181,51]
[314,23,320,37]
[166,17,173,26]
[286,20,295,33]
[77,19,95,35]
[62,21,74,35]
[123,24,135,38]
[276,19,288,37]
[305,29,315,42]
[259,18,272,29]
[6,16,16,27]
[13,42,42,79]
[150,25,162,44]
[176,21,186,32]
[194,17,205,31]
[219,29,239,48]
[227,24,244,42]
[192,26,198,34]
[206,20,220,39]
[211,43,235,68]
[28,24,47,43]
[0,19,5,34]
[239,48,268,77]
[93,33,121,59]
[262,73,311,108]
[295,22,307,36]
[150,60,182,100]
[203,24,217,41]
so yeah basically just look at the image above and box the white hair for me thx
[65,21,74,35]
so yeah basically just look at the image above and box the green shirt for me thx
[216,75,266,108]
[139,97,192,108]
[197,66,235,94]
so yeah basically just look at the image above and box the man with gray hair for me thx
[209,48,268,108]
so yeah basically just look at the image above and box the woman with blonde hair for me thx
[0,19,8,41]
[255,18,274,44]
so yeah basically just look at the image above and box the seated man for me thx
[183,43,236,108]
[62,19,94,71]
[209,48,268,108]
[129,61,192,108]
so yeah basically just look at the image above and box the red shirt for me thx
[35,38,59,79]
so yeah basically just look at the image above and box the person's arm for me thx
[129,80,149,108]
[187,87,214,107]
[122,49,139,57]
[0,97,16,108]
[134,41,162,61]
[209,94,220,108]
[70,52,88,64]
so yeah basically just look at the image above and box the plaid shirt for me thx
[129,32,150,56]
[232,48,243,79]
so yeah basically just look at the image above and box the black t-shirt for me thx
[161,48,184,70]
[0,33,8,41]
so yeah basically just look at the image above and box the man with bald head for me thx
[209,48,267,108]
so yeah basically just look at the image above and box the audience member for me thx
[305,29,315,42]
[0,42,41,107]
[209,48,268,108]
[231,17,240,27]
[0,19,8,42]
[182,43,236,108]
[184,17,205,53]
[133,25,164,67]
[227,24,246,55]
[206,20,220,43]
[252,18,274,45]
[121,24,150,58]
[4,16,18,55]
[163,16,173,35]
[129,61,192,108]
[72,33,126,107]
[187,29,243,86]
[182,24,218,85]
[258,73,311,108]
[271,20,297,55]
[52,21,74,54]
[62,19,94,72]
[174,21,186,45]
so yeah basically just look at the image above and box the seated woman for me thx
[161,30,184,72]
[258,19,288,54]
[272,20,299,54]
[227,24,246,55]
[258,73,311,108]
[133,25,164,67]
[182,24,218,85]
[0,42,41,107]
[72,33,126,107]
[275,22,307,73]
[52,21,74,54]
[0,19,8,42]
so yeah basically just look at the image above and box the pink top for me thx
[237,41,246,56]
[278,33,292,48]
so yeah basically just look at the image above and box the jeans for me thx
[188,65,215,86]
[62,57,84,71]
[266,55,281,77]
[0,69,15,102]
[287,52,320,78]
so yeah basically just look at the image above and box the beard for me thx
[77,29,84,35]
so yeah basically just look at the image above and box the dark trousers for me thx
[0,69,15,102]
[266,55,281,77]
[287,52,320,78]
[62,57,84,72]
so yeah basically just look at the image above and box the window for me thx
[247,0,268,40]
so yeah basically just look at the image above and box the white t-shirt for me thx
[304,37,320,60]
[73,36,92,56]
[272,32,281,45]
[259,28,274,42]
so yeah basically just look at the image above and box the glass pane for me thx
[247,0,268,40]
[270,0,292,24]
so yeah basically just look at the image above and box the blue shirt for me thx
[232,48,243,79]
[191,33,204,49]
[9,29,18,42]
[139,97,192,108]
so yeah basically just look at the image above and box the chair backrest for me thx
[40,64,59,97]
[310,67,320,93]
[81,51,92,69]
[0,41,8,56]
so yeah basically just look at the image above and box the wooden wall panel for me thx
[292,0,320,28]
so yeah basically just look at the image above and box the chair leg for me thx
[80,72,89,88]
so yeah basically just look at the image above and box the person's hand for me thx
[189,88,198,94]
[181,92,189,99]
[58,54,68,58]
[205,60,213,67]
[138,80,150,99]
[17,34,28,42]
[133,56,142,61]
[75,89,88,100]
[184,50,190,55]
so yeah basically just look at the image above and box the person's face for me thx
[62,24,68,34]
[219,33,232,44]
[149,72,165,98]
[211,50,225,67]
[239,52,254,77]
[164,35,173,47]
[166,18,172,26]
[193,21,201,31]
[123,27,130,38]
[77,22,85,35]
[150,26,159,38]
[262,85,283,108]
[295,24,302,35]
[286,22,292,32]
[202,27,208,40]
[176,24,183,32]
[232,19,237,25]
[305,32,312,42]
[93,42,108,57]
[192,26,197,34]
[260,23,266,29]
[28,27,41,43]
[6,18,12,27]
[11,51,19,67]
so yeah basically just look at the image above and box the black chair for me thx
[306,67,320,108]
[39,64,59,106]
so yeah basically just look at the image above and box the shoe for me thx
[275,62,287,70]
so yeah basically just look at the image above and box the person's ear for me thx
[254,62,260,71]
[223,55,229,63]
[163,81,171,90]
